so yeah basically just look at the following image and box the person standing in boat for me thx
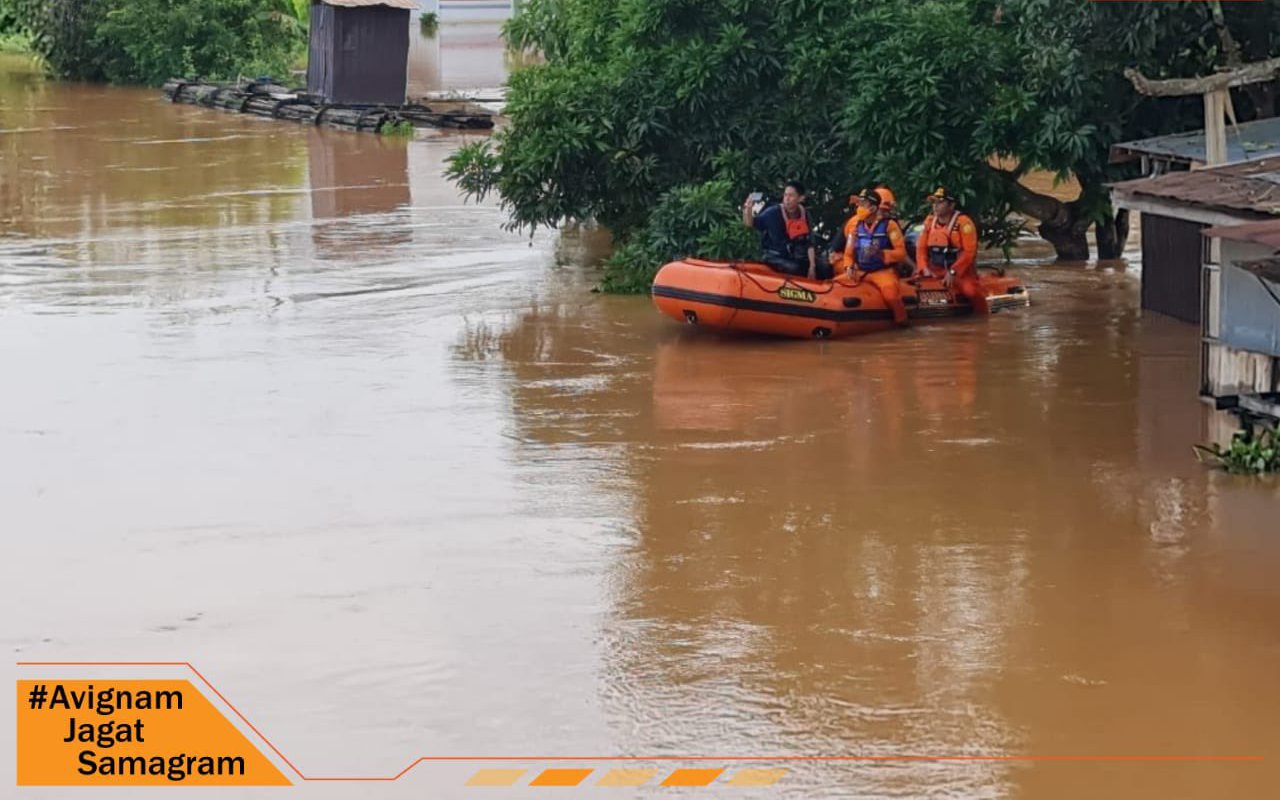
[844,188,909,326]
[742,181,821,279]
[914,187,987,313]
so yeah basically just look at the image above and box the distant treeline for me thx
[0,0,309,85]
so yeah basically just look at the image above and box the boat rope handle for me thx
[733,263,838,295]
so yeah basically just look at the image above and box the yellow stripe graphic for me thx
[726,768,788,786]
[465,769,526,786]
[596,768,658,787]
[465,765,786,788]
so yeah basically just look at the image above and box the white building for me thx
[421,0,516,21]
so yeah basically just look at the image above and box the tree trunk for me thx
[992,168,1136,262]
[1096,208,1130,260]
[993,167,1092,262]
[1038,214,1091,262]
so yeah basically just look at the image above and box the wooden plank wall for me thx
[1204,343,1277,397]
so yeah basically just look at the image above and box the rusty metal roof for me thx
[1204,219,1280,248]
[1110,156,1280,216]
[320,0,418,9]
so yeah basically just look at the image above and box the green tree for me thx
[971,0,1276,259]
[94,0,304,85]
[1,0,304,84]
[448,0,873,292]
[0,0,102,78]
[448,0,1280,291]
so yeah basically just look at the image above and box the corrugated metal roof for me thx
[1111,116,1280,165]
[1204,219,1280,248]
[320,0,418,9]
[1110,156,1280,216]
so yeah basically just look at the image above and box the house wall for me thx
[330,6,410,105]
[305,1,337,100]
[1201,238,1279,409]
[1219,242,1280,358]
[1141,213,1206,324]
[1203,343,1275,397]
[438,0,514,21]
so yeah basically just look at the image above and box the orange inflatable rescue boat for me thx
[651,259,1029,339]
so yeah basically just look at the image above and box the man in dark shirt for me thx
[742,181,819,279]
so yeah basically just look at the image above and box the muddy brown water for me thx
[2,55,1278,798]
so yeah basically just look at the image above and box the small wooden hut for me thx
[306,0,415,106]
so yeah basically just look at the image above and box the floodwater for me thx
[407,18,512,96]
[2,55,1279,799]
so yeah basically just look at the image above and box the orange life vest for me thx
[923,213,966,269]
[784,205,810,240]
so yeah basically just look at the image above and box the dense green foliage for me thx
[0,30,32,54]
[0,0,305,85]
[94,0,304,85]
[0,0,98,76]
[600,180,759,293]
[446,0,1280,291]
[1196,428,1280,474]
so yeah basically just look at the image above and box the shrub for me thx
[0,30,33,53]
[381,119,415,137]
[1195,428,1280,475]
[599,180,757,293]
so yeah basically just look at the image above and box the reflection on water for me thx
[3,55,1280,800]
[308,129,412,259]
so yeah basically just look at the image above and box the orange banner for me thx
[16,680,290,786]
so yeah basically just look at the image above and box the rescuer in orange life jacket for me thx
[844,188,909,325]
[742,181,822,279]
[829,184,897,272]
[915,187,987,313]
